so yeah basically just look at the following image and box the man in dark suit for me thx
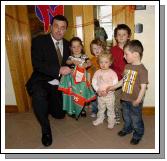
[26,15,71,146]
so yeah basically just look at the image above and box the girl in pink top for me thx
[92,53,118,129]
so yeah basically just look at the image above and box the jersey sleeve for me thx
[92,71,99,92]
[139,67,148,84]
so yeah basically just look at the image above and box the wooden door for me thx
[112,5,135,45]
[5,5,32,112]
[72,5,94,58]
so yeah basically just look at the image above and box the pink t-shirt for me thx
[92,69,118,92]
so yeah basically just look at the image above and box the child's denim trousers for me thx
[91,99,98,114]
[121,100,144,140]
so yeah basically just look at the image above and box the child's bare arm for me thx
[132,84,147,106]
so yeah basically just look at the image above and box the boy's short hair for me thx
[51,15,68,28]
[124,40,144,59]
[98,52,113,63]
[114,24,131,38]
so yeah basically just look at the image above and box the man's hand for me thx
[59,66,71,75]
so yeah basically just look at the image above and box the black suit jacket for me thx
[26,34,70,95]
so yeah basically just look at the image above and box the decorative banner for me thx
[35,5,64,32]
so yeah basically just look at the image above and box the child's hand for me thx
[101,90,107,96]
[72,60,81,66]
[106,86,115,93]
[81,62,87,68]
[132,100,140,107]
[97,90,107,97]
[97,90,103,96]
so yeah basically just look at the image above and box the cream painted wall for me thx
[5,49,16,105]
[134,6,155,107]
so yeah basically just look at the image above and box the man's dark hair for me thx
[124,40,144,59]
[51,15,68,27]
[114,24,131,38]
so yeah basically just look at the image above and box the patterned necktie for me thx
[55,41,62,65]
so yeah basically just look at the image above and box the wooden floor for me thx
[5,109,155,150]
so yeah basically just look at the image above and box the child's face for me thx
[70,41,82,55]
[116,29,130,45]
[124,47,135,64]
[91,44,103,57]
[99,57,111,70]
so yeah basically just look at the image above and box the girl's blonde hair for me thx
[98,51,113,64]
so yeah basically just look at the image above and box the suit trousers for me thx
[31,81,65,134]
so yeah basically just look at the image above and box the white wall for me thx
[134,6,155,107]
[5,49,16,105]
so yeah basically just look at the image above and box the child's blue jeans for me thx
[91,99,98,114]
[121,100,144,140]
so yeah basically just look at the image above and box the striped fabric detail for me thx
[122,69,138,94]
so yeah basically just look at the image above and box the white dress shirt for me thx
[48,34,64,85]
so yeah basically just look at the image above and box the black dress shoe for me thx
[80,110,86,117]
[130,138,140,145]
[42,133,52,146]
[70,114,76,118]
[51,112,66,119]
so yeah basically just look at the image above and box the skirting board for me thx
[5,105,155,115]
[5,105,18,113]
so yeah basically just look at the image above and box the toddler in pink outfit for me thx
[92,52,118,129]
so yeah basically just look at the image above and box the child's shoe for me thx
[93,119,103,126]
[107,123,115,129]
[115,120,121,125]
[130,138,141,145]
[115,115,121,125]
[80,110,86,117]
[90,113,97,118]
